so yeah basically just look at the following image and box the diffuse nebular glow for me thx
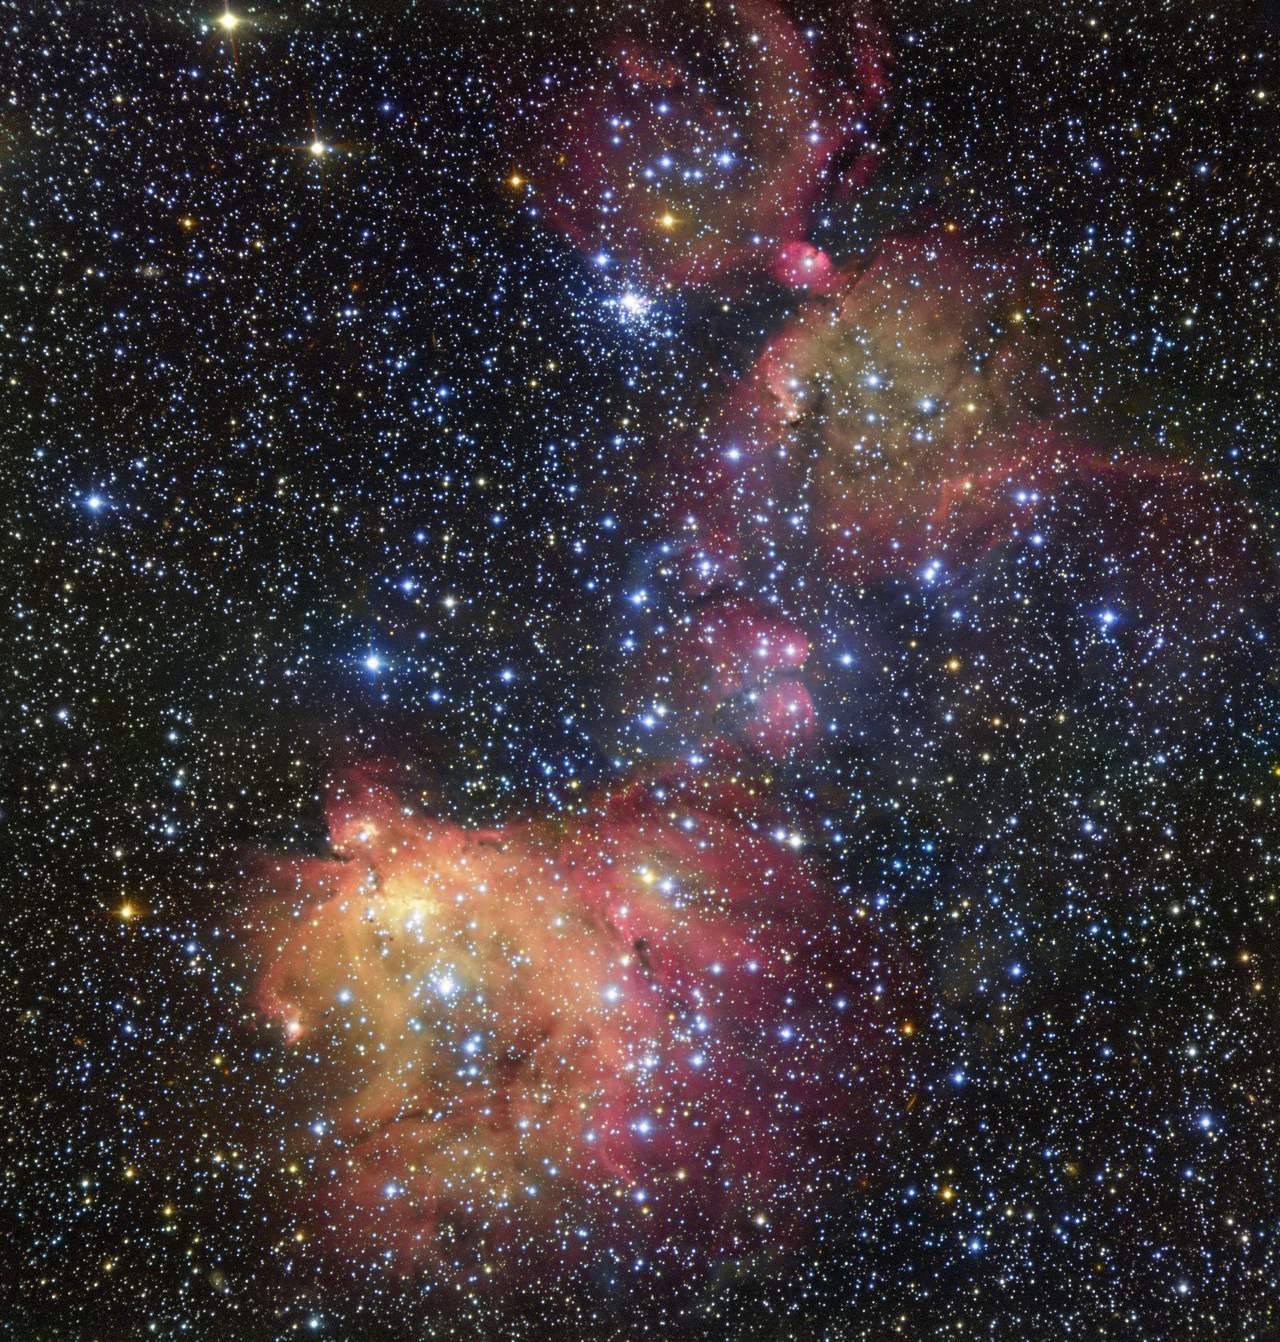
[254,764,910,1275]
[508,0,886,290]
[17,1,1276,1333]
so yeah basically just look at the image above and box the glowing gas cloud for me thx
[674,229,1062,576]
[250,7,1270,1294]
[508,0,886,288]
[254,764,910,1276]
[625,600,817,759]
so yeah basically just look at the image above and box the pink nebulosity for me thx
[744,678,817,754]
[647,230,1062,592]
[629,600,818,757]
[509,0,886,288]
[253,765,908,1276]
[771,240,839,294]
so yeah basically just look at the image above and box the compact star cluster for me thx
[5,2,1280,1340]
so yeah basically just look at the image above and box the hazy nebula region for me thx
[253,763,913,1277]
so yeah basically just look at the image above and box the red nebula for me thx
[748,234,1056,432]
[744,678,817,754]
[628,599,818,757]
[687,227,1271,629]
[771,240,839,294]
[508,0,886,288]
[253,765,908,1277]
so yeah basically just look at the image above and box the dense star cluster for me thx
[5,2,1280,1340]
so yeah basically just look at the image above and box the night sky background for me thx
[6,1,1280,1338]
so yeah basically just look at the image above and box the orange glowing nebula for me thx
[253,766,908,1276]
[720,229,1062,573]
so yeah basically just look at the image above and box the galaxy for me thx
[6,2,1280,1339]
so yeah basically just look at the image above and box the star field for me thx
[5,2,1280,1339]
